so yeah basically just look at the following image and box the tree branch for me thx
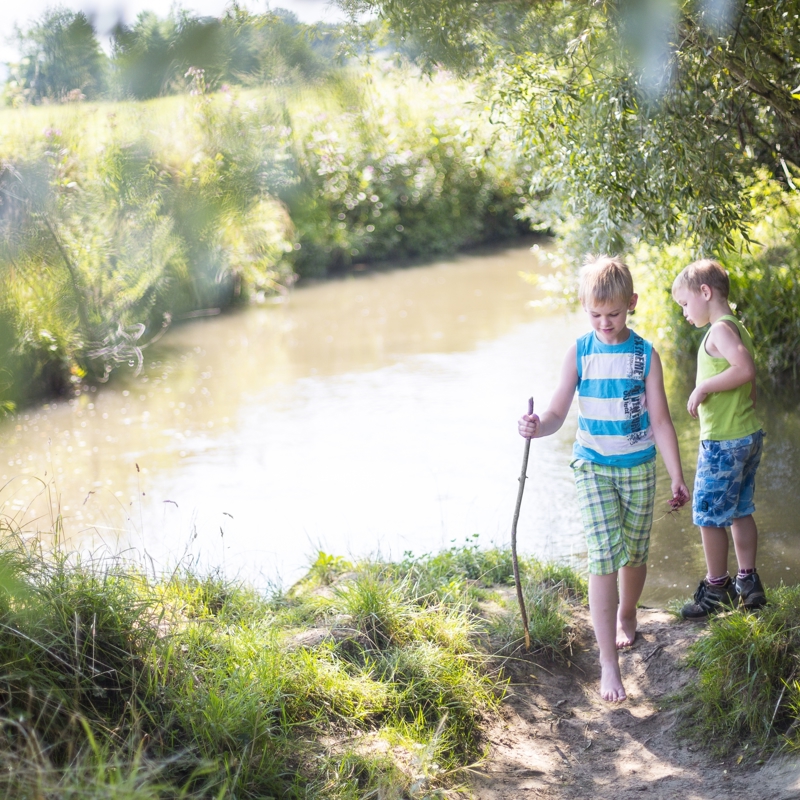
[680,13,800,134]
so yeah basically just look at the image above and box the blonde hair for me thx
[578,254,634,306]
[672,258,730,299]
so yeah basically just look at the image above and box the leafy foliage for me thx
[0,129,204,386]
[632,177,800,382]
[283,71,531,277]
[0,69,529,404]
[110,7,331,100]
[343,0,800,254]
[5,6,342,105]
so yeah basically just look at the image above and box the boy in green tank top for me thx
[672,259,766,618]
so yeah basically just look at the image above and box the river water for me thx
[1,241,798,604]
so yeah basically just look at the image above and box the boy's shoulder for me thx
[710,312,742,327]
[707,314,753,346]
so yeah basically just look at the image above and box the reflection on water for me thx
[1,240,798,601]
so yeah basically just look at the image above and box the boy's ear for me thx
[700,283,713,300]
[628,293,639,312]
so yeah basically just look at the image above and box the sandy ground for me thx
[467,607,800,800]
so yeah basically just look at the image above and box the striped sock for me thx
[737,568,756,579]
[706,573,730,586]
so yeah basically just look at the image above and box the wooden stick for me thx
[511,397,533,651]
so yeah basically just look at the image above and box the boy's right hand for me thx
[686,385,708,418]
[518,414,540,439]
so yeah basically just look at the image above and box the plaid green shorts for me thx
[572,458,656,576]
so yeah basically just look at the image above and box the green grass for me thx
[676,583,800,758]
[0,532,585,798]
[392,536,587,659]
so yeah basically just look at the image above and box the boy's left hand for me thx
[687,386,707,418]
[669,482,690,510]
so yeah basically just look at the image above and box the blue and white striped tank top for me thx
[573,330,656,467]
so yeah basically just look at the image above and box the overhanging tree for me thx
[341,0,800,253]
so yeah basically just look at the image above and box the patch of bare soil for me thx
[469,607,800,800]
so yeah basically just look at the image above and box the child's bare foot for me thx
[616,611,637,649]
[599,660,627,702]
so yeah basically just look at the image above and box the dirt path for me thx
[468,608,800,799]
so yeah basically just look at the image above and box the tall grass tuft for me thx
[0,533,585,797]
[394,535,586,657]
[678,584,800,757]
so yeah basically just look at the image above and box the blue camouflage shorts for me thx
[692,430,764,528]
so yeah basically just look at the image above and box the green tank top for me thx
[697,315,760,441]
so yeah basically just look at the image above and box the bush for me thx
[276,69,531,278]
[631,176,800,383]
[0,67,531,408]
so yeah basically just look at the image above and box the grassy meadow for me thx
[0,67,532,408]
[0,533,585,798]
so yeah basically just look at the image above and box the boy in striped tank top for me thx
[672,259,766,618]
[519,255,689,702]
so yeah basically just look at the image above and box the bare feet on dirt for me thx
[616,611,637,649]
[470,606,800,800]
[599,660,627,702]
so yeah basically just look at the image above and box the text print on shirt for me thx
[623,336,647,445]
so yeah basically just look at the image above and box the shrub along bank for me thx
[525,177,800,385]
[631,178,800,385]
[0,535,584,799]
[0,67,532,408]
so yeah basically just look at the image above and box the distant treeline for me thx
[4,6,341,105]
